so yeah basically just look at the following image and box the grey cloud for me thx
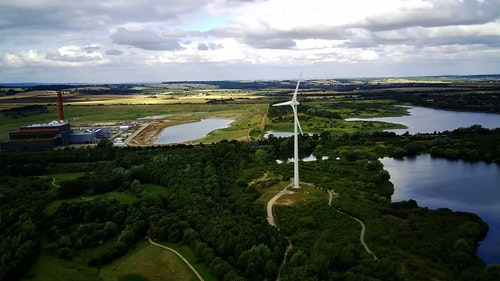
[45,51,100,62]
[197,43,223,50]
[245,37,296,49]
[105,49,123,55]
[364,0,500,31]
[213,0,500,51]
[84,45,101,53]
[0,1,207,33]
[111,27,183,51]
[370,24,500,49]
[228,0,264,2]
[210,26,299,49]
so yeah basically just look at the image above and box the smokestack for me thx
[57,91,65,122]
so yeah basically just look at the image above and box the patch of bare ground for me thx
[128,120,199,145]
[129,122,165,145]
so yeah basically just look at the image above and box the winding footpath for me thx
[327,190,378,261]
[266,185,378,281]
[147,236,205,281]
[267,185,294,226]
[51,177,60,188]
[267,184,294,281]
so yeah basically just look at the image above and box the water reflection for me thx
[154,119,234,144]
[276,154,329,164]
[346,106,500,134]
[381,155,500,263]
[265,131,294,138]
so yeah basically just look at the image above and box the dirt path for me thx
[267,185,294,226]
[147,236,205,281]
[267,184,294,281]
[247,111,268,140]
[268,185,378,281]
[327,190,378,260]
[51,177,60,188]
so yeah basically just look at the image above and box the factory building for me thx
[69,130,96,144]
[0,91,98,151]
[1,121,72,150]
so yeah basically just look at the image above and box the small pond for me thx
[154,119,234,144]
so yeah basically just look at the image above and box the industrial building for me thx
[0,91,99,151]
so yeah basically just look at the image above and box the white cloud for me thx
[45,45,103,62]
[0,0,498,82]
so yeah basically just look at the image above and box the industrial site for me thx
[0,91,142,151]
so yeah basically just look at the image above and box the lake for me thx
[351,106,500,263]
[381,155,500,264]
[154,119,234,144]
[346,106,500,134]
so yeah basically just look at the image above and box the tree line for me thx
[1,125,499,280]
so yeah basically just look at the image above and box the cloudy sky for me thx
[1,0,499,83]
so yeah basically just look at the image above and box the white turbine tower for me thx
[273,72,303,188]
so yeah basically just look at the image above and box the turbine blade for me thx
[296,115,303,135]
[292,70,303,102]
[292,106,303,135]
[273,101,293,107]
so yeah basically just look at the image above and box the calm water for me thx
[264,131,294,138]
[381,155,500,263]
[346,106,500,134]
[154,119,233,144]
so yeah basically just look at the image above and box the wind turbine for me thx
[273,72,303,188]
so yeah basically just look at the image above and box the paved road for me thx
[147,236,205,281]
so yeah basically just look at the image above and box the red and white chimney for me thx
[57,91,65,122]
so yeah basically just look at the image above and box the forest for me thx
[1,76,500,280]
[1,123,500,280]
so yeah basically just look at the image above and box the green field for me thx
[44,172,86,186]
[44,191,137,217]
[0,103,270,142]
[0,92,414,142]
[98,242,196,281]
[157,242,218,281]
[22,252,100,281]
[143,184,169,196]
[24,242,200,281]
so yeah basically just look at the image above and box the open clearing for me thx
[99,242,194,281]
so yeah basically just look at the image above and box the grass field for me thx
[23,242,195,281]
[159,242,218,281]
[99,242,196,281]
[22,251,100,281]
[143,184,169,196]
[0,88,415,143]
[44,191,137,217]
[43,172,86,186]
[0,103,269,141]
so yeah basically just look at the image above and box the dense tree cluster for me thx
[1,105,48,118]
[1,124,499,280]
[0,176,47,280]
